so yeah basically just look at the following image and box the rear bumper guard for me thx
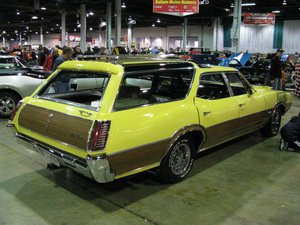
[7,124,115,183]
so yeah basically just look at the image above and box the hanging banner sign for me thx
[243,13,276,25]
[153,0,199,16]
[58,35,93,42]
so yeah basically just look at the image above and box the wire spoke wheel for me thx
[169,143,192,176]
[271,111,281,134]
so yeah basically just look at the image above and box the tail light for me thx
[9,101,23,121]
[88,121,110,151]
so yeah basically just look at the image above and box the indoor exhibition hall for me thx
[0,0,300,225]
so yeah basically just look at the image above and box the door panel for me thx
[225,72,267,134]
[194,98,240,148]
[195,73,240,149]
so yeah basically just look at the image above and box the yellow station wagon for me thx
[8,57,291,183]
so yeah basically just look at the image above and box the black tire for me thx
[0,92,21,118]
[261,108,282,137]
[159,137,195,183]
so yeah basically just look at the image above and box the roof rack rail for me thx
[76,54,183,64]
[198,64,212,68]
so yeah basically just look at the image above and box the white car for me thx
[0,55,47,117]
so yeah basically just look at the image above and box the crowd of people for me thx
[0,43,300,98]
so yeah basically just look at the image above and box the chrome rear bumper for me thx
[7,124,115,183]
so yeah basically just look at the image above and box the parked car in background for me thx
[181,54,220,65]
[0,55,47,117]
[239,59,271,84]
[8,58,291,184]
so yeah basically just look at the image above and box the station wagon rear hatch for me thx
[16,70,111,153]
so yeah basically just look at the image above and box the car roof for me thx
[58,58,194,73]
[0,55,16,59]
[58,57,238,74]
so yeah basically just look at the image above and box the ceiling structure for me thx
[0,0,300,39]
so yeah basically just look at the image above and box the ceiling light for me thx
[100,21,106,27]
[8,21,10,24]
[35,32,38,34]
[242,3,256,6]
[56,24,59,26]
[74,28,77,31]
[77,24,81,28]
[46,31,49,34]
[122,2,126,8]
[89,11,94,16]
[157,18,161,23]
[89,27,93,31]
[272,10,281,13]
[86,13,89,17]
[32,16,38,19]
[152,23,155,27]
[16,11,20,15]
[231,2,256,7]
[41,7,46,10]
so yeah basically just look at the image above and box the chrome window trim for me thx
[34,70,111,112]
[112,67,196,112]
[197,71,233,98]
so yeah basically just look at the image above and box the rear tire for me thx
[0,92,20,118]
[158,137,195,183]
[261,108,282,137]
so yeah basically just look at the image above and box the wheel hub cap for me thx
[0,96,15,115]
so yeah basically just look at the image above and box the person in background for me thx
[270,49,284,90]
[84,46,95,55]
[281,64,287,91]
[150,46,159,54]
[52,47,73,71]
[55,45,63,55]
[72,46,82,58]
[43,48,59,72]
[31,50,37,65]
[37,45,46,66]
[294,58,300,98]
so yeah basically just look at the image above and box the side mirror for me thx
[247,88,253,96]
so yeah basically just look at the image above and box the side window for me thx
[114,69,194,111]
[197,73,230,100]
[225,72,249,96]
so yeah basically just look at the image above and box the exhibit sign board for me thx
[153,0,199,16]
[243,13,276,25]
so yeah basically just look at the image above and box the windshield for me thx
[38,70,110,110]
[0,57,29,69]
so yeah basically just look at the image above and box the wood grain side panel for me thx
[19,105,49,134]
[202,118,240,148]
[108,139,170,175]
[202,110,271,149]
[18,104,93,150]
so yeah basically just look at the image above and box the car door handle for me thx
[203,111,211,116]
[239,104,246,108]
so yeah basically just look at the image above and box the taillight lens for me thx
[9,101,22,121]
[88,121,111,151]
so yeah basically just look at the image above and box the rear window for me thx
[37,71,110,110]
[114,69,194,111]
